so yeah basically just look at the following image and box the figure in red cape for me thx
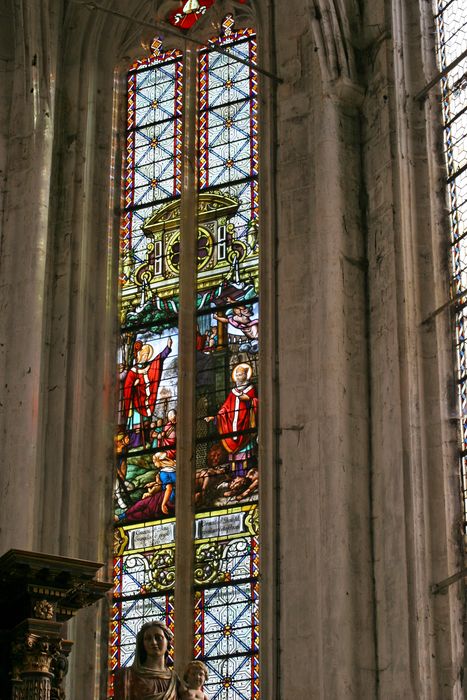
[205,362,258,477]
[123,338,172,448]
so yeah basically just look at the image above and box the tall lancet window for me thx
[432,2,467,528]
[111,6,260,699]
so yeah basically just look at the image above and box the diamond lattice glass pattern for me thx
[193,17,260,700]
[434,0,467,525]
[112,43,183,697]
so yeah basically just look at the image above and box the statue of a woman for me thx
[114,621,181,700]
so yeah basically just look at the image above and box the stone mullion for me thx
[257,19,279,698]
[174,43,198,674]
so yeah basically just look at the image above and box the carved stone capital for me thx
[10,625,72,700]
[12,631,56,676]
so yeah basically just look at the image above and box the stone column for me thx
[361,0,465,693]
[0,0,62,553]
[274,2,376,697]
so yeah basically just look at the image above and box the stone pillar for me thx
[0,550,111,700]
[362,0,465,694]
[0,0,62,554]
[274,2,376,697]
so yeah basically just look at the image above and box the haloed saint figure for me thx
[122,338,173,449]
[205,362,258,477]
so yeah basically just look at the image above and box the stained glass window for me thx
[432,2,467,528]
[111,40,182,694]
[193,20,259,698]
[111,9,260,699]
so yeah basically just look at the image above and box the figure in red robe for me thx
[123,338,172,447]
[205,363,258,476]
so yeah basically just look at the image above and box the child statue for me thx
[181,661,209,700]
[114,620,181,700]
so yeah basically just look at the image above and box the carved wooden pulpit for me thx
[0,549,112,700]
